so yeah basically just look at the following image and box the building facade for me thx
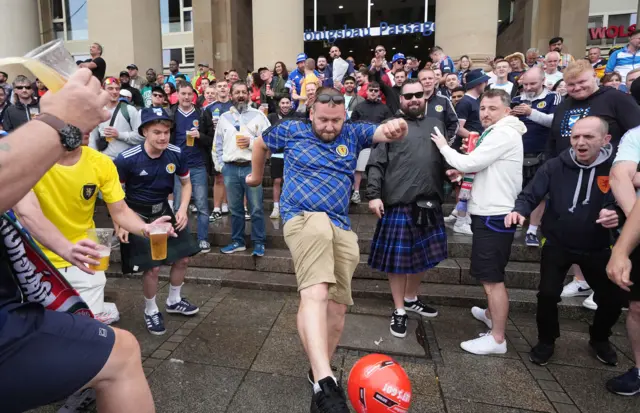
[0,0,609,80]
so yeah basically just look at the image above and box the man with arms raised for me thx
[246,87,408,413]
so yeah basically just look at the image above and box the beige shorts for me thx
[356,148,371,172]
[283,212,360,305]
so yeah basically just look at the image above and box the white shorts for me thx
[356,148,371,172]
[60,265,107,314]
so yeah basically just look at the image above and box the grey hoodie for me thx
[89,104,143,160]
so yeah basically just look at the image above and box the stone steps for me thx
[103,263,589,320]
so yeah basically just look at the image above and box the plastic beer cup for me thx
[149,225,169,261]
[186,130,195,147]
[86,228,114,271]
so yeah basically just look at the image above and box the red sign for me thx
[589,24,637,40]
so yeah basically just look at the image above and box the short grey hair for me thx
[481,89,511,108]
[12,75,30,86]
[526,48,539,54]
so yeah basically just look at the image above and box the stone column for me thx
[557,0,589,60]
[88,0,162,75]
[252,0,303,69]
[435,0,499,62]
[0,0,40,57]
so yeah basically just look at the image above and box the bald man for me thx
[544,52,563,90]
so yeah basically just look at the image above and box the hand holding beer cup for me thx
[236,133,250,149]
[104,126,119,142]
[62,238,101,275]
[86,228,114,272]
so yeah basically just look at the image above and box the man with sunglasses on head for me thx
[2,75,40,132]
[416,69,460,145]
[246,87,408,413]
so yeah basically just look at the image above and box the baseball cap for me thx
[138,107,173,135]
[258,67,270,73]
[119,70,130,77]
[392,53,406,63]
[198,62,210,67]
[296,53,308,64]
[126,64,138,70]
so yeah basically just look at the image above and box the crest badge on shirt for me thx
[435,105,443,113]
[537,101,547,109]
[192,120,199,128]
[166,163,176,174]
[597,176,610,194]
[81,184,98,201]
[336,144,349,157]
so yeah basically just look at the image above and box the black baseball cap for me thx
[119,71,130,77]
[151,86,166,96]
[126,64,138,70]
[258,67,270,73]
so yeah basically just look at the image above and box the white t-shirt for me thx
[544,70,563,90]
[614,127,640,197]
[490,81,514,95]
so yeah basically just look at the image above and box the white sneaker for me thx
[221,204,229,214]
[270,205,280,219]
[582,292,598,310]
[444,209,459,223]
[95,302,120,325]
[453,220,473,235]
[460,332,507,355]
[471,306,493,329]
[561,279,592,298]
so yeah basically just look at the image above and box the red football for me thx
[347,353,412,413]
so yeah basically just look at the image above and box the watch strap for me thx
[36,113,66,133]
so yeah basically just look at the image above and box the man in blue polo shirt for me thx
[288,52,308,109]
[114,108,201,335]
[246,87,408,413]
[511,67,561,247]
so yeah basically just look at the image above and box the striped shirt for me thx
[606,46,640,82]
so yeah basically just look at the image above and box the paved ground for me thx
[31,279,637,413]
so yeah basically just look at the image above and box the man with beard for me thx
[342,76,364,119]
[118,71,144,108]
[140,68,159,108]
[367,79,449,338]
[0,71,12,103]
[267,96,295,219]
[548,37,575,70]
[126,64,147,90]
[214,82,269,256]
[317,56,333,88]
[350,82,393,204]
[329,45,355,84]
[246,87,408,413]
[2,75,39,132]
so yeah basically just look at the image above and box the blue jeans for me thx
[174,166,209,242]
[222,163,265,245]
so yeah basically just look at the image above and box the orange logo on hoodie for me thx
[597,176,610,193]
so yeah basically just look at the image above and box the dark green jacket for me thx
[260,76,289,113]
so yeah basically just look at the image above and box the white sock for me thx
[313,376,338,394]
[213,207,221,213]
[274,202,279,208]
[575,278,589,287]
[395,308,407,315]
[167,283,182,306]
[168,199,174,210]
[145,296,159,316]
[404,296,417,303]
[222,203,229,210]
[527,224,538,235]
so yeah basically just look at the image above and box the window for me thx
[162,48,195,70]
[587,15,604,46]
[52,0,64,19]
[184,47,195,64]
[53,22,65,40]
[371,0,425,27]
[607,13,636,45]
[51,0,88,41]
[161,0,192,33]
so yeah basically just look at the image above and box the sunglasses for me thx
[401,91,425,100]
[15,85,31,90]
[316,94,345,105]
[395,60,406,65]
[152,93,164,98]
[375,49,385,53]
[368,89,380,93]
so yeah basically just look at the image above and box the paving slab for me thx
[444,399,547,413]
[509,311,592,335]
[437,351,554,412]
[201,288,286,329]
[113,307,183,357]
[339,313,428,357]
[146,360,245,413]
[349,297,395,317]
[548,364,640,413]
[430,319,521,360]
[225,371,311,413]
[171,323,269,369]
[250,330,312,378]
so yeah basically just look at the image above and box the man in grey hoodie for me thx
[89,77,143,160]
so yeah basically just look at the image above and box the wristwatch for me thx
[36,113,83,151]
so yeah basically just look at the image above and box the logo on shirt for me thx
[597,176,610,193]
[537,101,547,109]
[81,184,97,201]
[336,144,349,157]
[152,108,163,116]
[568,114,582,129]
[435,105,443,112]
[139,170,149,176]
[166,163,176,174]
[192,120,199,128]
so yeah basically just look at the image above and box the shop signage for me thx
[303,21,435,42]
[589,24,637,40]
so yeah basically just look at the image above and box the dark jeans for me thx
[537,244,626,343]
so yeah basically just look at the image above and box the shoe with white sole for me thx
[561,279,592,298]
[95,302,120,325]
[270,205,280,219]
[583,292,598,310]
[444,209,459,223]
[453,220,473,235]
[221,204,229,214]
[471,306,492,329]
[460,332,507,355]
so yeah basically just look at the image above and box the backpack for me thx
[96,102,133,151]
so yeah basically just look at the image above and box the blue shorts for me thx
[0,305,115,413]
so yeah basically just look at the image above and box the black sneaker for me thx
[307,365,339,385]
[525,232,540,247]
[310,377,350,413]
[590,340,618,366]
[404,298,438,317]
[390,311,408,338]
[58,388,96,413]
[529,341,555,366]
[209,210,222,222]
[606,367,640,396]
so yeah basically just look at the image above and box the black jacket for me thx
[351,100,393,123]
[548,86,640,157]
[374,69,402,115]
[513,146,618,252]
[169,105,214,174]
[2,99,39,132]
[425,92,459,144]
[366,115,448,206]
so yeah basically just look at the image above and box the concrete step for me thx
[104,263,589,320]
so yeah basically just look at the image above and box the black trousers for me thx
[537,244,626,343]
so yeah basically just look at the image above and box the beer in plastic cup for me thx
[260,104,269,116]
[236,133,249,149]
[149,225,169,260]
[86,228,114,271]
[186,130,195,147]
[105,136,114,143]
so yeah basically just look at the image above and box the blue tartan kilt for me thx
[368,204,448,274]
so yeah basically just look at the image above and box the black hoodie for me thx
[547,86,640,157]
[351,100,393,124]
[1,98,39,132]
[513,145,617,252]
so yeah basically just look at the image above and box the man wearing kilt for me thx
[246,87,408,413]
[115,108,201,335]
[366,79,449,339]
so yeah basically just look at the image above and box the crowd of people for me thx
[2,30,640,413]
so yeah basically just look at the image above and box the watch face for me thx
[60,124,83,150]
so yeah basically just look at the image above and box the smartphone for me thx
[510,102,520,109]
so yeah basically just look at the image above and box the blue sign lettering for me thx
[303,21,435,42]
